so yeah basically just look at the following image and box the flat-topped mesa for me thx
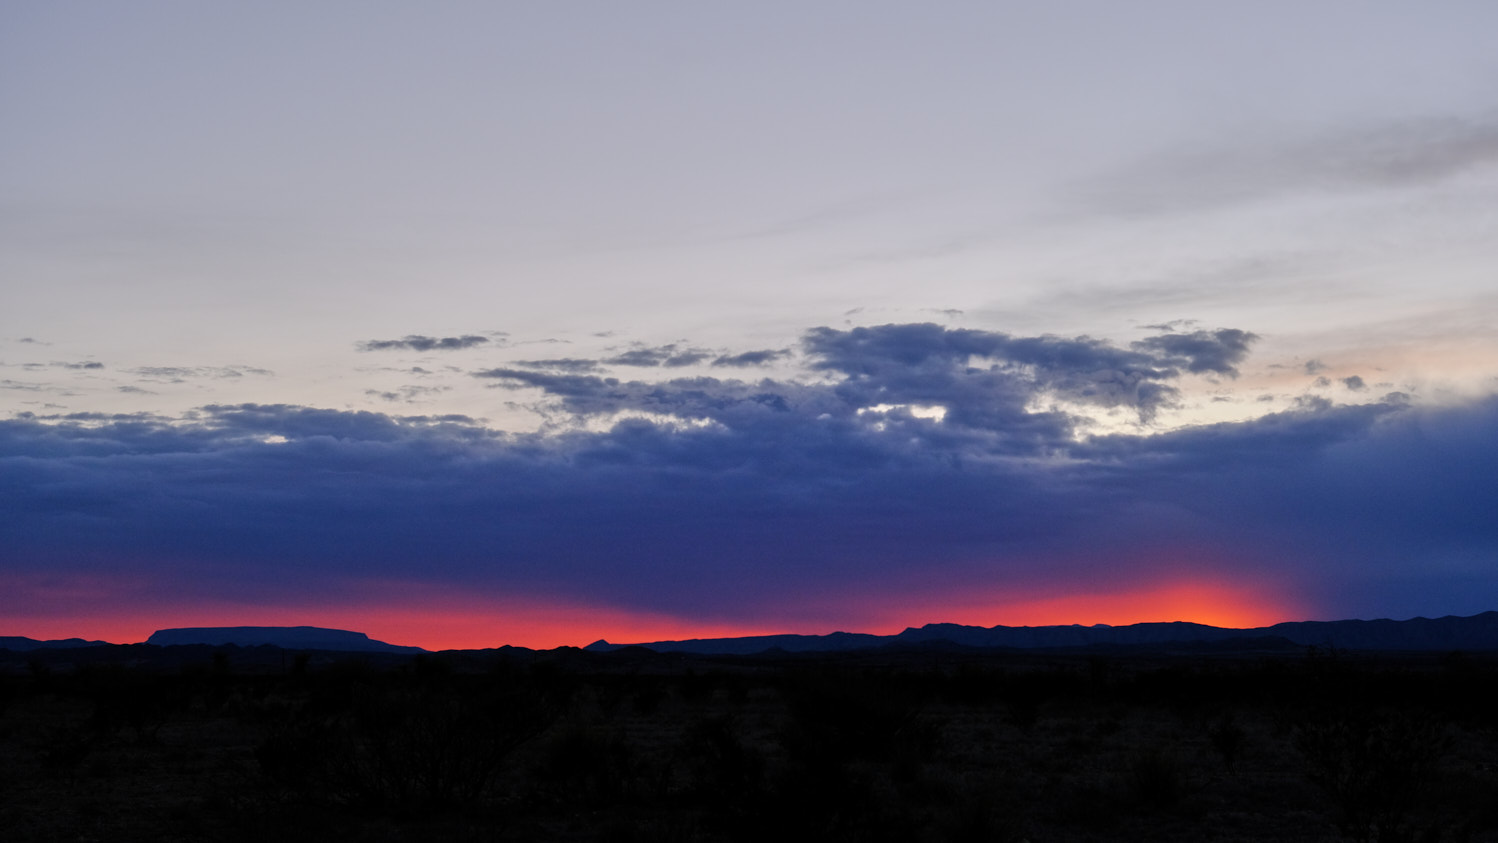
[146,626,426,653]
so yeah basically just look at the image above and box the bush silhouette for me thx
[1125,746,1187,811]
[1207,712,1247,772]
[256,677,547,818]
[1295,709,1448,842]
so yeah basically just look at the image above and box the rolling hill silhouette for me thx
[5,613,1498,655]
[585,611,1498,655]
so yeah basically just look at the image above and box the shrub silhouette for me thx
[83,670,180,744]
[1295,709,1448,842]
[1125,746,1187,811]
[256,677,547,818]
[532,723,636,807]
[1207,712,1247,772]
[679,714,765,808]
[37,726,95,779]
[780,671,930,766]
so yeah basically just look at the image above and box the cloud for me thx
[129,366,274,381]
[131,367,194,382]
[604,344,713,368]
[803,322,1185,424]
[510,358,604,374]
[365,385,452,403]
[1140,319,1198,332]
[481,322,1286,438]
[481,323,1256,435]
[1085,115,1498,215]
[1132,328,1258,377]
[1294,395,1334,413]
[1343,375,1367,392]
[506,345,791,373]
[713,349,792,367]
[358,335,490,352]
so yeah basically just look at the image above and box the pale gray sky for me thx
[4,1,1497,429]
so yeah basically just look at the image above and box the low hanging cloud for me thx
[358,335,491,352]
[5,320,1496,636]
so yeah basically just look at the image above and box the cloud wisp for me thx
[603,343,714,368]
[1082,114,1498,216]
[358,335,491,352]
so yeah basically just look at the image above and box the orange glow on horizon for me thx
[858,577,1310,633]
[1,578,783,651]
[5,571,1311,651]
[972,581,1304,630]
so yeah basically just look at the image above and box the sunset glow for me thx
[5,3,1497,649]
[970,581,1307,632]
[4,567,1312,651]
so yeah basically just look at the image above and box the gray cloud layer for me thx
[6,321,1493,628]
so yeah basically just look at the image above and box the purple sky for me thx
[3,3,1497,647]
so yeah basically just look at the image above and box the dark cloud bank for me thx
[4,323,1495,625]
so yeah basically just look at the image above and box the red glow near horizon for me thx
[2,580,782,650]
[3,602,782,652]
[966,580,1306,630]
[6,571,1311,650]
[789,573,1312,638]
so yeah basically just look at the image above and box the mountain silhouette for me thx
[585,611,1498,655]
[0,636,111,651]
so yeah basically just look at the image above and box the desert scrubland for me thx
[2,644,1497,842]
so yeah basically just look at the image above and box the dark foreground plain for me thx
[3,643,1497,842]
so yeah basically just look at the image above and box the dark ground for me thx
[3,643,1497,842]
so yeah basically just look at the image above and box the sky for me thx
[3,2,1497,649]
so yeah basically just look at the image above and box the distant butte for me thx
[145,626,426,653]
